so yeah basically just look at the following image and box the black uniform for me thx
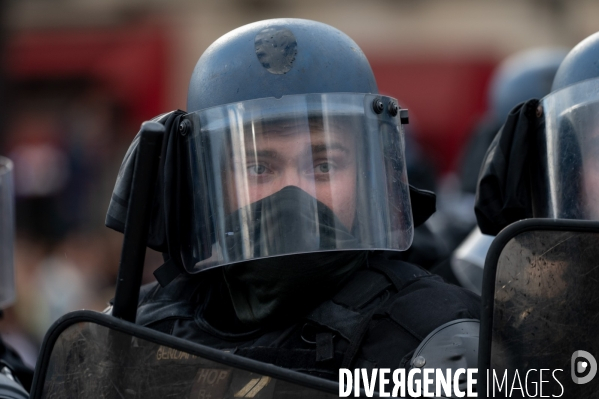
[134,252,480,381]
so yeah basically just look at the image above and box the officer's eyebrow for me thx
[244,144,349,160]
[245,149,279,160]
[310,143,350,155]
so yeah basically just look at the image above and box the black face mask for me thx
[222,186,367,327]
[223,186,357,259]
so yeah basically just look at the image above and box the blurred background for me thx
[0,0,597,368]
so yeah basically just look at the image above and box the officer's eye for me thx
[248,164,268,175]
[316,163,331,173]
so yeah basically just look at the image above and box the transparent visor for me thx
[534,77,599,220]
[0,157,15,308]
[183,93,413,272]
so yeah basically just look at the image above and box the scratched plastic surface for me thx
[39,322,339,399]
[490,229,599,398]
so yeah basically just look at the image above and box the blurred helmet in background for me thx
[489,47,568,122]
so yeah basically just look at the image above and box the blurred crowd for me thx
[0,79,163,368]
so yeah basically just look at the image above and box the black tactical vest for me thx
[136,252,480,381]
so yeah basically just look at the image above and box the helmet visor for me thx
[183,93,413,272]
[0,157,15,308]
[534,77,599,219]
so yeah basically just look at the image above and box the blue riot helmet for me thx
[187,19,378,112]
[107,19,435,277]
[532,32,599,220]
[552,32,599,92]
[184,19,415,272]
[474,34,599,233]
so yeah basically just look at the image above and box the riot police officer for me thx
[473,31,599,398]
[476,31,599,234]
[106,19,480,388]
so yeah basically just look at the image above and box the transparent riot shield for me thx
[479,219,599,398]
[30,310,344,399]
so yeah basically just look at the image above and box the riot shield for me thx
[479,219,599,398]
[30,310,345,399]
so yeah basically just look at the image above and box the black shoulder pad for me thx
[333,269,391,310]
[386,276,481,340]
[368,257,430,291]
